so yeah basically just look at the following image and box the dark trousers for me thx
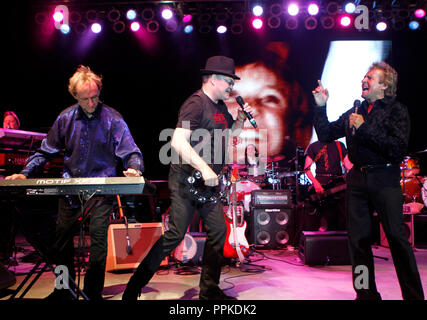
[53,197,112,299]
[347,165,424,300]
[134,168,227,294]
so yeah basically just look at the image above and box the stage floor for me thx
[2,235,427,301]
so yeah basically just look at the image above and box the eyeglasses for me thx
[216,75,235,87]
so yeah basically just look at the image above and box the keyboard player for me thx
[6,65,144,301]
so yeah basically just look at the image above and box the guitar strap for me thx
[335,141,343,163]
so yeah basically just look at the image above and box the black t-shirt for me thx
[173,90,235,174]
[305,141,347,185]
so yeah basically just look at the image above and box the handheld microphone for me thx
[351,99,361,136]
[236,96,257,128]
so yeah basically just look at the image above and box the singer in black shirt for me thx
[123,56,254,301]
[312,62,424,300]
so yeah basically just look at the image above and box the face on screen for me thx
[227,62,289,163]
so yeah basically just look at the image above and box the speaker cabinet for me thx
[249,207,295,249]
[298,231,351,266]
[106,222,167,271]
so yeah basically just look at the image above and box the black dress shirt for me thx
[313,97,410,167]
[21,103,144,178]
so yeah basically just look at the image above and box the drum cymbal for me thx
[263,154,286,162]
[225,163,247,170]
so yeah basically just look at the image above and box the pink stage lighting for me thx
[339,15,351,27]
[183,14,192,23]
[288,4,299,16]
[53,11,64,22]
[414,8,426,18]
[307,4,319,16]
[252,18,263,29]
[130,21,141,32]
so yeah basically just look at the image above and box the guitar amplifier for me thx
[106,222,168,271]
[251,190,292,208]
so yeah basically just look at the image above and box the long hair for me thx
[3,111,20,129]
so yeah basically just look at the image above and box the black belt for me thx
[354,163,396,172]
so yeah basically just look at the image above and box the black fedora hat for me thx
[200,56,240,80]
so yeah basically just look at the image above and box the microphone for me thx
[351,99,361,136]
[236,96,257,128]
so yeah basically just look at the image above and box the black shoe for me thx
[355,291,382,300]
[199,287,237,300]
[122,274,142,301]
[45,289,75,301]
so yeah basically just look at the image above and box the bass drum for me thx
[401,177,422,203]
[236,180,261,212]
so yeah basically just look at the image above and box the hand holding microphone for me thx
[350,99,362,135]
[236,96,257,128]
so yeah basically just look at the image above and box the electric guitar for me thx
[308,178,346,204]
[223,167,250,263]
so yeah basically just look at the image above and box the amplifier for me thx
[106,222,168,271]
[251,189,292,208]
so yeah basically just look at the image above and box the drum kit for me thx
[400,153,427,212]
[221,154,304,211]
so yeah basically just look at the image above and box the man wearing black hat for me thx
[123,56,253,300]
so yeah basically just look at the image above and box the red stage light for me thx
[130,21,141,32]
[252,18,263,29]
[53,11,64,22]
[339,15,351,27]
[414,9,426,18]
[183,14,192,23]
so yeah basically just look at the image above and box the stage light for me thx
[126,9,137,20]
[231,23,244,34]
[304,16,318,30]
[184,25,194,33]
[60,24,70,34]
[147,20,159,33]
[409,21,420,30]
[183,14,192,23]
[326,2,339,15]
[414,9,426,19]
[107,9,121,22]
[113,21,126,33]
[288,3,299,16]
[252,18,263,29]
[91,23,102,34]
[130,21,141,32]
[252,5,264,17]
[344,3,356,14]
[53,11,64,22]
[376,21,387,31]
[307,4,319,16]
[339,15,352,27]
[161,8,173,20]
[285,17,298,29]
[217,25,227,34]
[267,16,281,29]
